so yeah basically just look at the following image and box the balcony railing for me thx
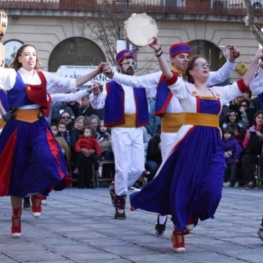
[0,0,261,17]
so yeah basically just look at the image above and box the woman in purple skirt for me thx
[0,44,102,238]
[130,37,263,252]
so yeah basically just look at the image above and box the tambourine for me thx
[0,10,8,41]
[124,13,158,47]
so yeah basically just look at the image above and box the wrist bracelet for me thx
[155,46,162,53]
[156,51,163,58]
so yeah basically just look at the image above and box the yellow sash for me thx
[162,112,219,132]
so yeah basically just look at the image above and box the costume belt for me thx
[11,108,44,123]
[162,112,219,133]
[0,118,5,128]
[114,114,136,128]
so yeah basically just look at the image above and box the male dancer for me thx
[98,50,151,219]
[103,42,238,232]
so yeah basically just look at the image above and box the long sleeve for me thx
[207,61,235,87]
[50,90,88,102]
[94,139,102,155]
[243,129,250,149]
[250,67,263,95]
[0,68,17,90]
[112,71,161,98]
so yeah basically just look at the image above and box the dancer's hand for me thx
[149,36,161,52]
[228,45,240,62]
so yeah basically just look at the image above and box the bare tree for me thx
[243,0,263,45]
[76,0,156,74]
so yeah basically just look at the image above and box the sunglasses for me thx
[240,104,248,107]
[194,62,211,68]
[61,116,71,119]
[120,61,136,66]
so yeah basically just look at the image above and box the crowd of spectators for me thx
[45,81,263,190]
[220,91,263,190]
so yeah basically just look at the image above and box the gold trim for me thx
[114,114,136,128]
[15,109,41,123]
[162,112,219,132]
[0,118,5,128]
[161,113,185,132]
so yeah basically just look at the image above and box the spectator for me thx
[90,115,101,140]
[57,122,69,143]
[237,98,250,128]
[75,126,102,188]
[50,123,71,173]
[89,82,105,120]
[50,102,74,124]
[145,125,162,182]
[229,95,243,113]
[242,110,263,190]
[71,116,90,174]
[97,125,113,161]
[222,127,243,187]
[221,110,246,132]
[77,95,98,118]
[59,111,75,132]
[228,123,245,147]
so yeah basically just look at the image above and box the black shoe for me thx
[23,197,31,210]
[155,215,167,235]
[114,209,126,220]
[245,181,258,190]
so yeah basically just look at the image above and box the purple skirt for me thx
[0,118,70,197]
[130,126,224,231]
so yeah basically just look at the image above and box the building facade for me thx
[1,0,261,82]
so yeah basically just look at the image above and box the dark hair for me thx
[238,98,250,109]
[82,95,90,101]
[9,44,41,71]
[84,126,96,137]
[244,90,252,99]
[223,127,234,136]
[228,123,240,132]
[224,110,239,123]
[253,110,263,126]
[185,55,207,84]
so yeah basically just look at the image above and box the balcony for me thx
[0,0,262,17]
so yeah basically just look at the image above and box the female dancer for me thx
[130,37,263,252]
[0,44,102,238]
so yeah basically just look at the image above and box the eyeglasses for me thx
[120,61,136,66]
[194,62,211,68]
[61,116,71,119]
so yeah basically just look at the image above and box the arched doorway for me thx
[188,40,227,72]
[48,37,106,72]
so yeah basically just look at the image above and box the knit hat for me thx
[169,43,191,58]
[116,49,134,65]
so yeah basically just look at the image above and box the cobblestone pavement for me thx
[0,186,263,263]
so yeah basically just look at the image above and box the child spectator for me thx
[221,110,246,132]
[57,122,71,144]
[222,127,243,187]
[97,125,113,160]
[75,127,102,188]
[50,123,71,172]
[228,123,245,147]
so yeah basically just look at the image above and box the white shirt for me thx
[0,67,78,109]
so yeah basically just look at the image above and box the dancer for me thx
[0,44,103,238]
[97,49,149,219]
[129,36,262,252]
[103,42,238,234]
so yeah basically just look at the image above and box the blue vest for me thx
[104,81,149,127]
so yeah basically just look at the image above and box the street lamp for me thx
[115,0,130,49]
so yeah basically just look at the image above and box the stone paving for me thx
[0,186,263,263]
